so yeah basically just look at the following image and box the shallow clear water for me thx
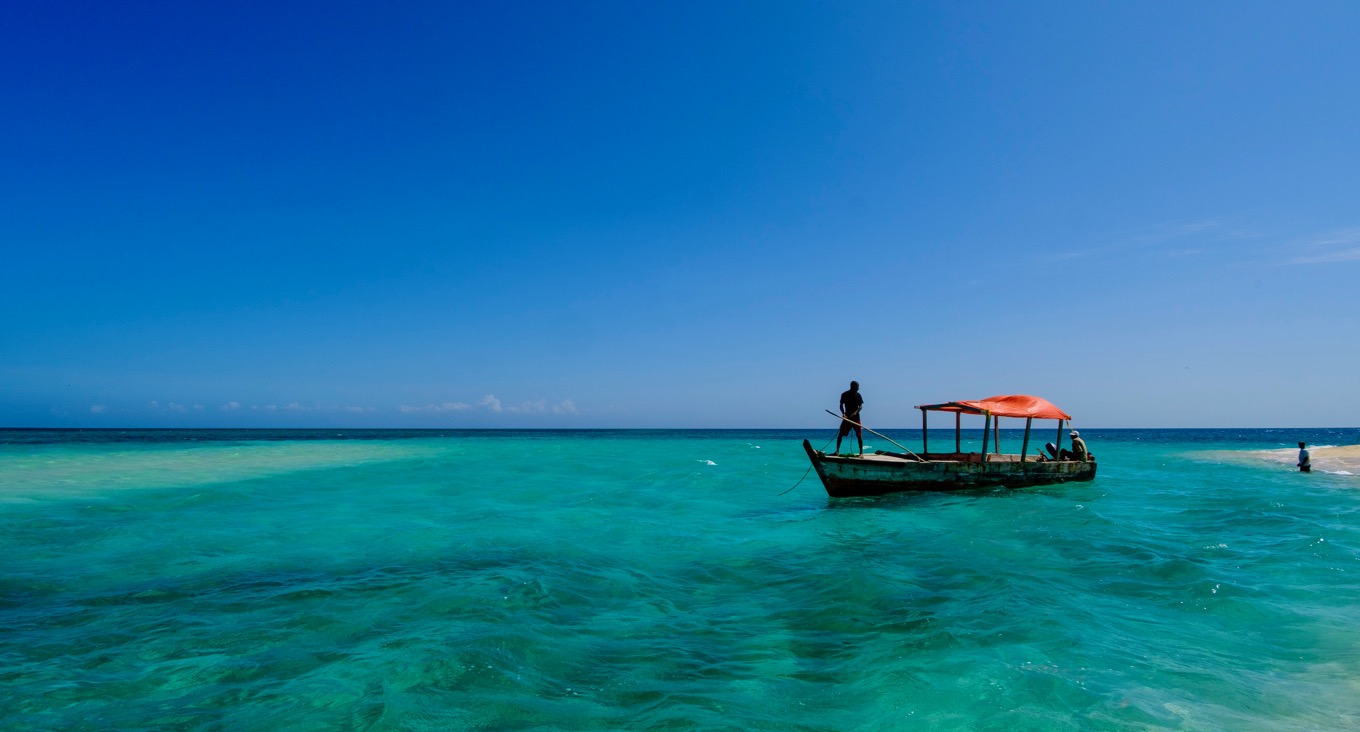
[3,428,1359,730]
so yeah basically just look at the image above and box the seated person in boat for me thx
[1059,430,1090,461]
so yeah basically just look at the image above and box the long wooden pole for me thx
[981,412,990,461]
[824,410,926,461]
[921,408,928,455]
[994,416,1000,454]
[1021,417,1032,462]
[1056,420,1064,457]
[955,412,961,454]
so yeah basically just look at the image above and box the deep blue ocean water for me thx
[3,428,1359,730]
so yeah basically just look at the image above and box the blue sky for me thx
[3,1,1358,428]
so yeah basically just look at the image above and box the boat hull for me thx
[803,439,1097,498]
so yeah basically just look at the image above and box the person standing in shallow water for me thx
[1298,442,1312,473]
[835,381,864,456]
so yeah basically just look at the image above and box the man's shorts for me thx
[838,419,861,437]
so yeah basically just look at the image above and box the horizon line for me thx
[1,426,1354,432]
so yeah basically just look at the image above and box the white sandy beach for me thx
[1237,444,1360,475]
[1309,445,1360,474]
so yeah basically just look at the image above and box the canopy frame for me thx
[916,395,1073,462]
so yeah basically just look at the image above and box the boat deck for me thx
[825,450,1052,464]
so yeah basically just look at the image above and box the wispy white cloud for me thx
[478,395,503,413]
[1050,219,1240,262]
[142,400,202,413]
[90,404,107,414]
[235,402,376,414]
[399,402,471,414]
[397,395,578,417]
[1287,227,1360,264]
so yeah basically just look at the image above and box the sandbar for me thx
[1254,444,1360,475]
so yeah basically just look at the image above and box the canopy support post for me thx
[1055,420,1064,459]
[981,412,990,462]
[994,417,1000,454]
[955,412,961,454]
[1021,417,1032,462]
[921,408,928,456]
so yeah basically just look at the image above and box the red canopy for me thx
[916,394,1071,421]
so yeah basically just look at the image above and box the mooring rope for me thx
[778,436,835,495]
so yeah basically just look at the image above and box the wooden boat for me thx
[804,394,1097,497]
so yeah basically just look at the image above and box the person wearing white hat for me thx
[1069,430,1089,461]
[1060,430,1090,461]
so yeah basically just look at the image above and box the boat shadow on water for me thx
[820,481,1085,510]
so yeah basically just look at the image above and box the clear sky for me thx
[3,1,1357,428]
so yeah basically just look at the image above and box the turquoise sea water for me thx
[3,428,1359,730]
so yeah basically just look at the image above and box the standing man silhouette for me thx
[1298,442,1312,473]
[835,381,864,456]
